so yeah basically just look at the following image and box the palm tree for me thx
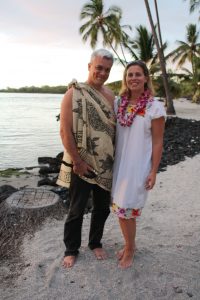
[179,53,200,102]
[79,0,130,66]
[167,24,200,75]
[129,25,155,61]
[168,24,200,103]
[184,0,200,19]
[144,0,176,114]
[192,56,200,102]
[124,25,163,75]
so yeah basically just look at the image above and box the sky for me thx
[0,0,199,89]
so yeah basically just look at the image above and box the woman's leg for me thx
[118,217,136,269]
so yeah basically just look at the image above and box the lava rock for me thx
[158,117,200,172]
[0,185,18,203]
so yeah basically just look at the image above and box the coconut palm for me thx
[184,0,200,19]
[108,23,132,65]
[79,0,130,66]
[181,55,200,102]
[167,24,200,75]
[124,25,164,75]
[144,0,176,114]
[129,25,155,61]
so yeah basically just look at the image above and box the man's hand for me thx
[73,160,94,177]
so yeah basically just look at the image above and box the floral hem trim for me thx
[112,203,142,219]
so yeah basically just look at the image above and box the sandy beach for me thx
[1,98,200,300]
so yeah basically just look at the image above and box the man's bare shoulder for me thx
[62,87,73,104]
[65,87,73,98]
[104,85,115,97]
[102,85,115,103]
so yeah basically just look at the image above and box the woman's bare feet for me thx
[118,249,135,269]
[117,245,136,260]
[63,255,76,268]
[93,248,107,260]
[116,248,125,260]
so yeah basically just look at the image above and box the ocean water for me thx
[0,93,64,170]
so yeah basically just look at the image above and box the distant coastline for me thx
[0,85,68,94]
[0,81,121,95]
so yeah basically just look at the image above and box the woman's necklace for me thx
[117,90,153,127]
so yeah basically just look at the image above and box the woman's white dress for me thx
[111,97,166,218]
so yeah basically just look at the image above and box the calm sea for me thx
[0,93,64,170]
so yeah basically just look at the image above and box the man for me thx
[57,49,116,268]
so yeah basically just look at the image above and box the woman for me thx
[111,61,166,269]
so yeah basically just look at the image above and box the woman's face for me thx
[126,65,147,95]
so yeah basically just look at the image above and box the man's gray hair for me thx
[90,49,114,64]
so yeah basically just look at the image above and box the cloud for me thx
[0,0,199,88]
[0,0,198,47]
[0,0,86,46]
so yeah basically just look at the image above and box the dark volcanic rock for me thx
[39,165,60,175]
[50,186,70,208]
[0,185,18,204]
[38,152,63,166]
[159,117,200,172]
[38,153,63,176]
[38,157,59,165]
[37,177,58,187]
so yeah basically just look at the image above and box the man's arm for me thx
[60,88,93,176]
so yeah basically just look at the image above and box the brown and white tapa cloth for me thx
[57,80,116,191]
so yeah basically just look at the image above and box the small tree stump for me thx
[6,188,59,209]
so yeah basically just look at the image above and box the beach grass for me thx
[0,168,30,178]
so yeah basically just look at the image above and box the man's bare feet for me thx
[92,248,107,260]
[63,255,76,268]
[118,249,134,269]
[116,248,125,260]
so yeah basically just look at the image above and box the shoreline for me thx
[1,98,200,191]
[1,98,200,299]
[0,97,199,175]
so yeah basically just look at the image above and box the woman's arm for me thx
[145,116,165,190]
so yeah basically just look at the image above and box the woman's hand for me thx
[145,171,156,190]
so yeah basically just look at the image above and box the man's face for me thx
[88,56,113,87]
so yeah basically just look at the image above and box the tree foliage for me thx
[0,85,67,94]
[79,0,131,66]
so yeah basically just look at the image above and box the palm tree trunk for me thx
[144,0,176,114]
[105,35,125,66]
[120,43,128,64]
[108,41,126,67]
[101,27,126,67]
[154,0,163,50]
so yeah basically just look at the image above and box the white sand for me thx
[1,99,200,299]
[172,98,200,120]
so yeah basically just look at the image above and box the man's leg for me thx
[88,185,110,259]
[63,173,91,267]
